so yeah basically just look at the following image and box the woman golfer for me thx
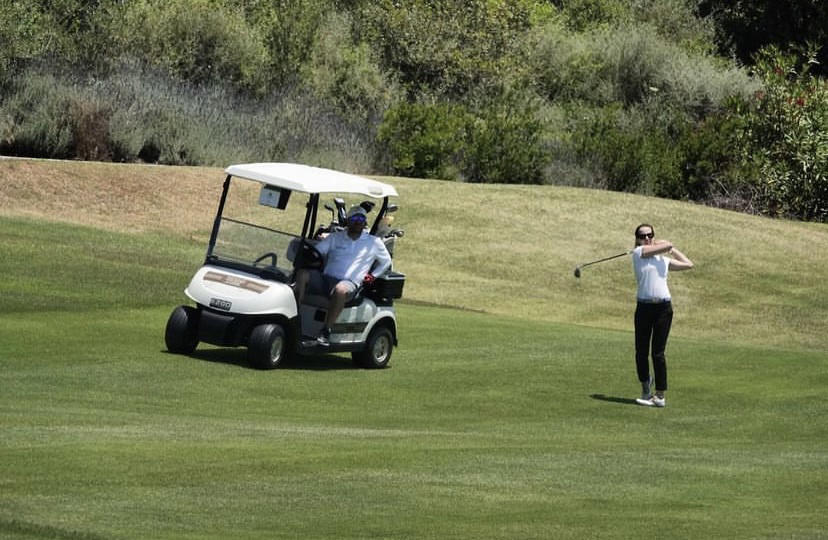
[631,224,693,407]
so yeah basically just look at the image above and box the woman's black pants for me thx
[634,301,673,392]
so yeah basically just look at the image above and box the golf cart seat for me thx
[300,271,406,311]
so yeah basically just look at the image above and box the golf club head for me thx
[574,267,581,278]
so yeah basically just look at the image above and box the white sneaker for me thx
[635,395,666,407]
[651,395,666,407]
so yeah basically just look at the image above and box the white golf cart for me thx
[164,163,405,369]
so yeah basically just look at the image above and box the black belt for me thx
[637,298,671,304]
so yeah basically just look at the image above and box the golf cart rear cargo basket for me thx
[372,272,405,299]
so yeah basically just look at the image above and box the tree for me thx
[698,0,828,76]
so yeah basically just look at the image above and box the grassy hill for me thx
[1,158,827,539]
[2,158,827,351]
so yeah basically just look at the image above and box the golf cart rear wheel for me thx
[248,323,288,370]
[165,306,199,354]
[353,326,393,369]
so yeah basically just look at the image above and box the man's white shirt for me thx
[316,230,392,283]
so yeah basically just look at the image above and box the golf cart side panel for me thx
[332,303,396,345]
[185,265,298,318]
[297,297,396,345]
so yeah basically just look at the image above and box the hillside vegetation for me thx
[1,0,826,221]
[2,158,826,351]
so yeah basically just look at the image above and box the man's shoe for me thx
[316,328,331,348]
[640,375,653,400]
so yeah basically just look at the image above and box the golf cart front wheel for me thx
[353,326,393,369]
[165,306,199,354]
[248,323,288,370]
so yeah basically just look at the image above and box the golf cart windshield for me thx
[207,178,306,281]
[204,167,397,281]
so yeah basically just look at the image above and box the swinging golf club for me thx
[574,251,630,278]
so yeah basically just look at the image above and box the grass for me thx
[1,160,828,538]
[2,304,827,538]
[3,159,828,351]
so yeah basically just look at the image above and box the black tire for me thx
[248,323,288,370]
[352,325,393,369]
[165,306,199,354]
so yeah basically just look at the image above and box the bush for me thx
[671,109,743,203]
[557,0,629,31]
[0,1,54,83]
[526,18,606,103]
[377,102,468,180]
[0,62,378,171]
[732,46,828,221]
[0,69,74,159]
[110,0,270,94]
[243,0,331,89]
[354,0,544,99]
[463,90,549,184]
[301,11,401,126]
[530,21,755,116]
[570,103,684,193]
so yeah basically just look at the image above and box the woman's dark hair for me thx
[634,223,654,237]
[634,223,654,247]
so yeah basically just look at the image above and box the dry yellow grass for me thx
[0,158,218,236]
[3,157,827,351]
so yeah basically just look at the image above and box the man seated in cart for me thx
[294,205,392,347]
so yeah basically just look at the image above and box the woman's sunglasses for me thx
[636,232,654,239]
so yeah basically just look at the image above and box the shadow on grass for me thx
[590,393,638,406]
[164,348,361,371]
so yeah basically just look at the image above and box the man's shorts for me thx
[307,271,359,301]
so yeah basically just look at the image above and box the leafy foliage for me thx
[377,102,468,180]
[0,0,826,221]
[353,0,548,98]
[732,47,828,221]
[463,91,549,184]
[301,11,400,125]
[0,0,53,83]
[110,0,270,93]
[699,0,828,77]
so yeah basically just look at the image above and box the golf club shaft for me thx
[579,251,630,268]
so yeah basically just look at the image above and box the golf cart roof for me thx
[225,163,398,198]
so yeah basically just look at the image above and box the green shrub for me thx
[463,91,549,184]
[354,0,541,98]
[1,62,377,170]
[732,46,828,221]
[110,0,269,94]
[0,1,54,82]
[570,104,683,193]
[301,11,400,125]
[530,21,755,115]
[671,106,752,206]
[377,102,468,180]
[0,69,74,159]
[527,18,607,103]
[557,0,628,31]
[243,0,331,89]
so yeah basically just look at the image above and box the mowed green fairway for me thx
[1,211,827,538]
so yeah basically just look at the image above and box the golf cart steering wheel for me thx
[296,240,323,270]
[253,252,290,282]
[253,252,278,267]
